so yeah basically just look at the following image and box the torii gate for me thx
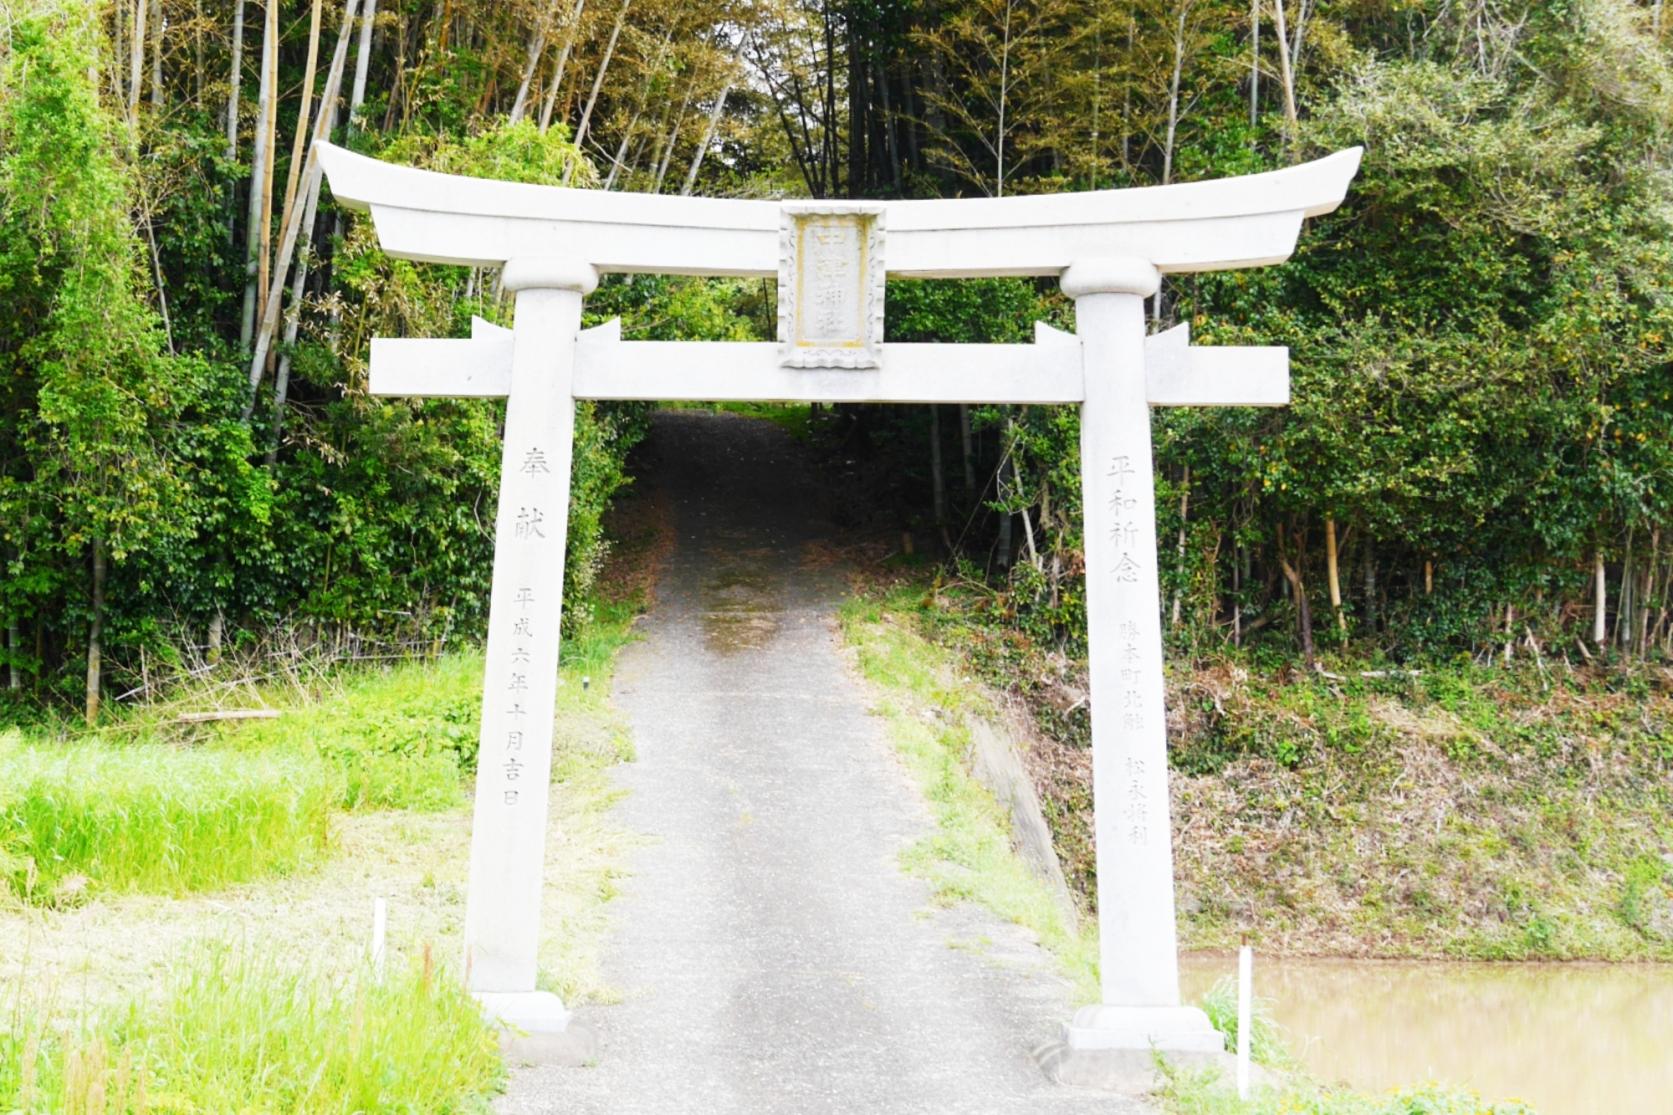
[318,142,1360,1055]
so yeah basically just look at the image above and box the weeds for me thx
[0,734,333,903]
[1197,976,1292,1069]
[1156,1062,1533,1115]
[0,944,502,1112]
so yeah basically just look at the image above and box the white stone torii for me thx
[318,142,1361,1054]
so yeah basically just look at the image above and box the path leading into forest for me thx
[498,411,1149,1115]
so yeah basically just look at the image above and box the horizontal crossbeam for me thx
[1143,323,1288,406]
[368,319,1289,408]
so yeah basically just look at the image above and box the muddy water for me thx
[1180,955,1673,1114]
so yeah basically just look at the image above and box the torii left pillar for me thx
[463,256,596,1040]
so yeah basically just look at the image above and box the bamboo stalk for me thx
[243,0,362,421]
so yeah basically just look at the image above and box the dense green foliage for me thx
[2,0,1671,710]
[1,947,503,1111]
[814,0,1673,668]
[0,3,664,720]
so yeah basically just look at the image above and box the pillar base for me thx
[475,991,597,1066]
[1064,1004,1224,1053]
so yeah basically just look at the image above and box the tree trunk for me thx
[114,0,127,105]
[1641,530,1659,657]
[128,0,148,127]
[1162,3,1187,185]
[1424,559,1433,596]
[958,404,975,498]
[1594,548,1608,645]
[567,0,629,169]
[227,0,245,154]
[195,0,205,108]
[1232,542,1243,647]
[149,0,164,109]
[876,60,901,193]
[1279,524,1313,665]
[1270,0,1298,151]
[1012,451,1038,568]
[278,0,326,261]
[1325,515,1344,635]
[1361,535,1376,635]
[1249,0,1260,133]
[1618,529,1635,649]
[538,0,586,133]
[85,538,106,725]
[1170,465,1190,627]
[847,14,866,196]
[651,79,694,193]
[245,0,362,422]
[240,0,277,352]
[207,608,225,666]
[349,0,379,127]
[681,81,732,196]
[930,406,949,551]
[508,14,550,123]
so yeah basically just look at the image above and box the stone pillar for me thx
[463,257,597,1033]
[1062,259,1221,1053]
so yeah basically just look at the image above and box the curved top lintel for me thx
[318,143,1362,278]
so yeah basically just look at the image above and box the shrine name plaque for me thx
[778,203,885,369]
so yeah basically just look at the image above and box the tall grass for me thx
[0,732,333,903]
[1,946,503,1112]
[1197,975,1293,1069]
[217,653,485,812]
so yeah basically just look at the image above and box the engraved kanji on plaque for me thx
[778,203,885,369]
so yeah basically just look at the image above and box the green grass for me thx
[838,593,1100,1000]
[217,653,485,812]
[1196,976,1293,1070]
[1,946,502,1113]
[211,594,644,813]
[1156,1067,1534,1115]
[666,401,817,441]
[0,733,334,904]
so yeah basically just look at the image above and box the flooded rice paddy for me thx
[1180,954,1673,1115]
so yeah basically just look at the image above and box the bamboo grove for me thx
[2,0,1672,721]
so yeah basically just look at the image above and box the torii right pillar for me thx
[1063,257,1223,1053]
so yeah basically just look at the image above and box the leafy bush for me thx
[0,731,333,902]
[221,653,489,811]
[0,947,503,1112]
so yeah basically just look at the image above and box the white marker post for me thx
[317,141,1360,1051]
[1237,945,1253,1097]
[371,896,387,975]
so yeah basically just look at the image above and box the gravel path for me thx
[498,411,1149,1115]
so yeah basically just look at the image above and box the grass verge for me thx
[1155,1067,1533,1115]
[2,946,501,1113]
[838,592,1099,1001]
[0,734,333,905]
